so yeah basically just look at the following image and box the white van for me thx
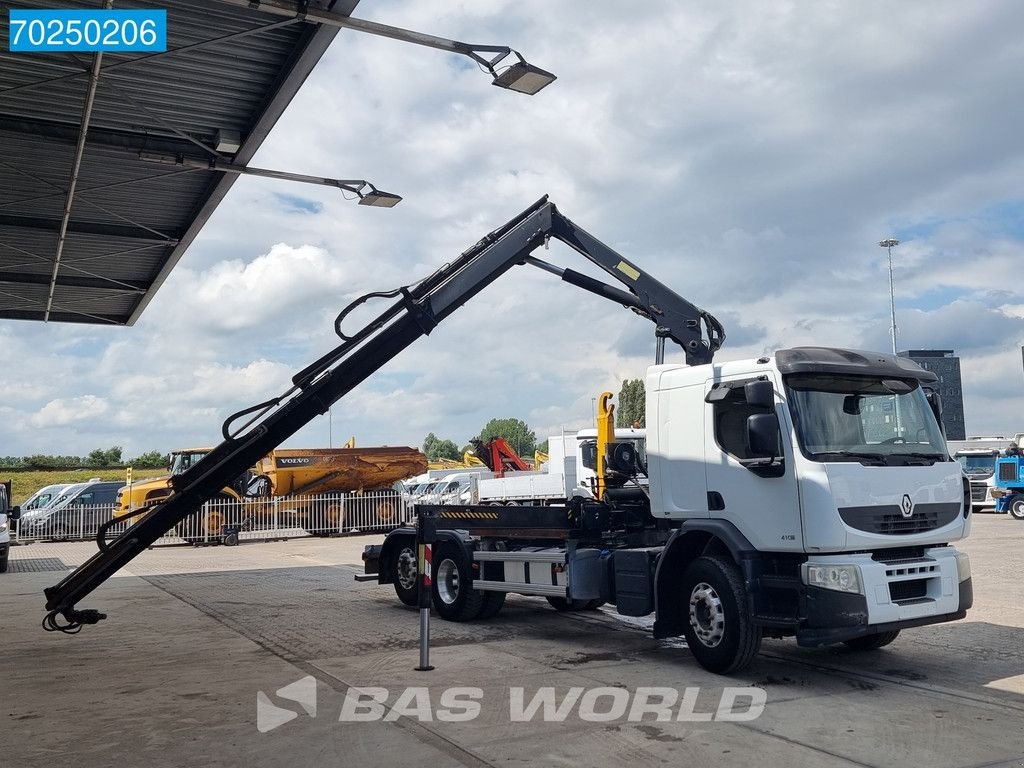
[21,483,72,513]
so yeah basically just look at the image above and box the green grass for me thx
[4,468,167,505]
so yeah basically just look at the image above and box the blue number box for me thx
[8,9,167,53]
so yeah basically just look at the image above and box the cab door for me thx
[702,377,803,552]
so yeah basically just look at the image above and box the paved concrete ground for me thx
[2,516,1022,767]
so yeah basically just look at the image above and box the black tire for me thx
[177,494,239,544]
[391,542,419,607]
[679,555,762,674]
[303,493,345,537]
[0,550,8,574]
[843,630,900,650]
[371,489,402,523]
[1009,495,1024,520]
[431,544,485,621]
[477,591,506,619]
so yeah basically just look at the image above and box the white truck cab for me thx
[644,348,970,648]
[1,481,20,573]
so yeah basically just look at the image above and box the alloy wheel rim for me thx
[689,582,726,648]
[436,558,460,604]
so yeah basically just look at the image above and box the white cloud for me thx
[3,0,1024,456]
[29,395,109,429]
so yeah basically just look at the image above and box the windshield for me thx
[786,374,948,463]
[957,455,996,475]
[26,486,63,509]
[170,451,209,475]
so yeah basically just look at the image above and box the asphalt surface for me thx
[2,515,1022,767]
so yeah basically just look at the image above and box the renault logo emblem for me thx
[901,494,914,518]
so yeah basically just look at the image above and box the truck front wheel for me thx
[392,543,419,606]
[680,556,761,674]
[432,545,485,621]
[1008,495,1024,520]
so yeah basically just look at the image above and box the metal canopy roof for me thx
[0,0,355,325]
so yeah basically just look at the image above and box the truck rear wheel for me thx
[392,543,419,606]
[431,544,485,621]
[680,555,761,674]
[842,630,900,650]
[1009,495,1024,520]
[478,591,506,619]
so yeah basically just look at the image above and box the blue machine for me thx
[993,455,1024,519]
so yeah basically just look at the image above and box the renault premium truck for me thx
[40,198,972,676]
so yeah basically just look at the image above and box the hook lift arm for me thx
[42,196,724,631]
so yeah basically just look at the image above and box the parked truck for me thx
[117,445,426,540]
[0,480,20,574]
[992,436,1024,519]
[42,197,972,677]
[438,427,647,506]
[949,436,1014,513]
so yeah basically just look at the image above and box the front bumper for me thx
[796,546,971,647]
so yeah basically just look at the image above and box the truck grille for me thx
[889,579,928,602]
[838,502,960,535]
[872,547,925,562]
[970,484,988,502]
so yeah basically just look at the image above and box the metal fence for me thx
[13,491,415,546]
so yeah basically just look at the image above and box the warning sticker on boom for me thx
[616,261,640,281]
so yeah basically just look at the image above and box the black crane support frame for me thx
[42,195,724,630]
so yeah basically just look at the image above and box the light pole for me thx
[879,239,900,354]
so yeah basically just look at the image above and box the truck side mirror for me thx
[744,380,774,409]
[925,389,943,421]
[747,414,781,458]
[8,505,20,520]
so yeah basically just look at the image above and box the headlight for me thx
[803,564,862,594]
[0,516,7,533]
[991,488,1006,499]
[955,552,971,582]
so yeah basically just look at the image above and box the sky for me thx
[2,0,1024,459]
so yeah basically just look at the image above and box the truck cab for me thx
[951,440,1006,513]
[0,481,20,573]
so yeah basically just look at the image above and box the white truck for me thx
[438,428,647,506]
[41,198,973,677]
[367,349,973,674]
[0,481,21,574]
[949,434,1024,513]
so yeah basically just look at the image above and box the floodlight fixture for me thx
[210,0,556,95]
[488,51,558,95]
[138,152,401,207]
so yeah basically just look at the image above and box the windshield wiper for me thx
[889,451,946,465]
[811,451,887,465]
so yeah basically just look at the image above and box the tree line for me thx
[0,447,168,470]
[421,382,646,463]
[423,417,540,461]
